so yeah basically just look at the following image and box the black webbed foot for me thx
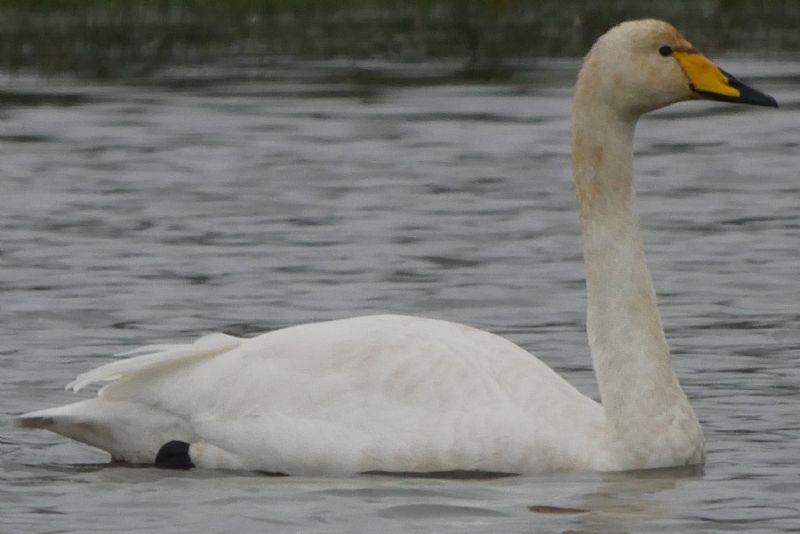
[155,440,194,469]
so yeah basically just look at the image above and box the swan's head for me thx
[578,19,777,117]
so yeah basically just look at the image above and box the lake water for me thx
[1,58,799,532]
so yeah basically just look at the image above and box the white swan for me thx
[15,20,777,474]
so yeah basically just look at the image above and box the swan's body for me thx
[15,20,776,474]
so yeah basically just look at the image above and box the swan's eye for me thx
[658,45,673,57]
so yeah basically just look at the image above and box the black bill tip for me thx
[693,69,778,108]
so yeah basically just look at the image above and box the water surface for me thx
[1,59,799,532]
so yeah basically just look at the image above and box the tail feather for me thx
[14,400,96,430]
[66,333,242,392]
[14,413,57,430]
[15,399,196,463]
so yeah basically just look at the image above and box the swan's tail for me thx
[14,333,243,462]
[14,398,196,463]
[14,401,88,430]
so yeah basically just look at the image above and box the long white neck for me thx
[571,73,703,468]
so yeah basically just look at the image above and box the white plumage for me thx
[19,316,605,473]
[16,19,777,474]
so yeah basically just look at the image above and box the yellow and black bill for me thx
[673,51,778,108]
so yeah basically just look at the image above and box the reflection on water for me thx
[565,467,705,532]
[0,58,799,532]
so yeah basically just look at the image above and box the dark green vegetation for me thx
[1,0,798,78]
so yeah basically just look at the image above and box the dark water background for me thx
[1,4,800,532]
[2,0,800,77]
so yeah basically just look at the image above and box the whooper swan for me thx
[15,20,778,474]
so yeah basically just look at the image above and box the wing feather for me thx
[65,333,242,392]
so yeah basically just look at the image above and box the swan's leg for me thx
[155,440,251,470]
[155,440,194,469]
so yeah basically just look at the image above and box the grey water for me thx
[1,58,798,532]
